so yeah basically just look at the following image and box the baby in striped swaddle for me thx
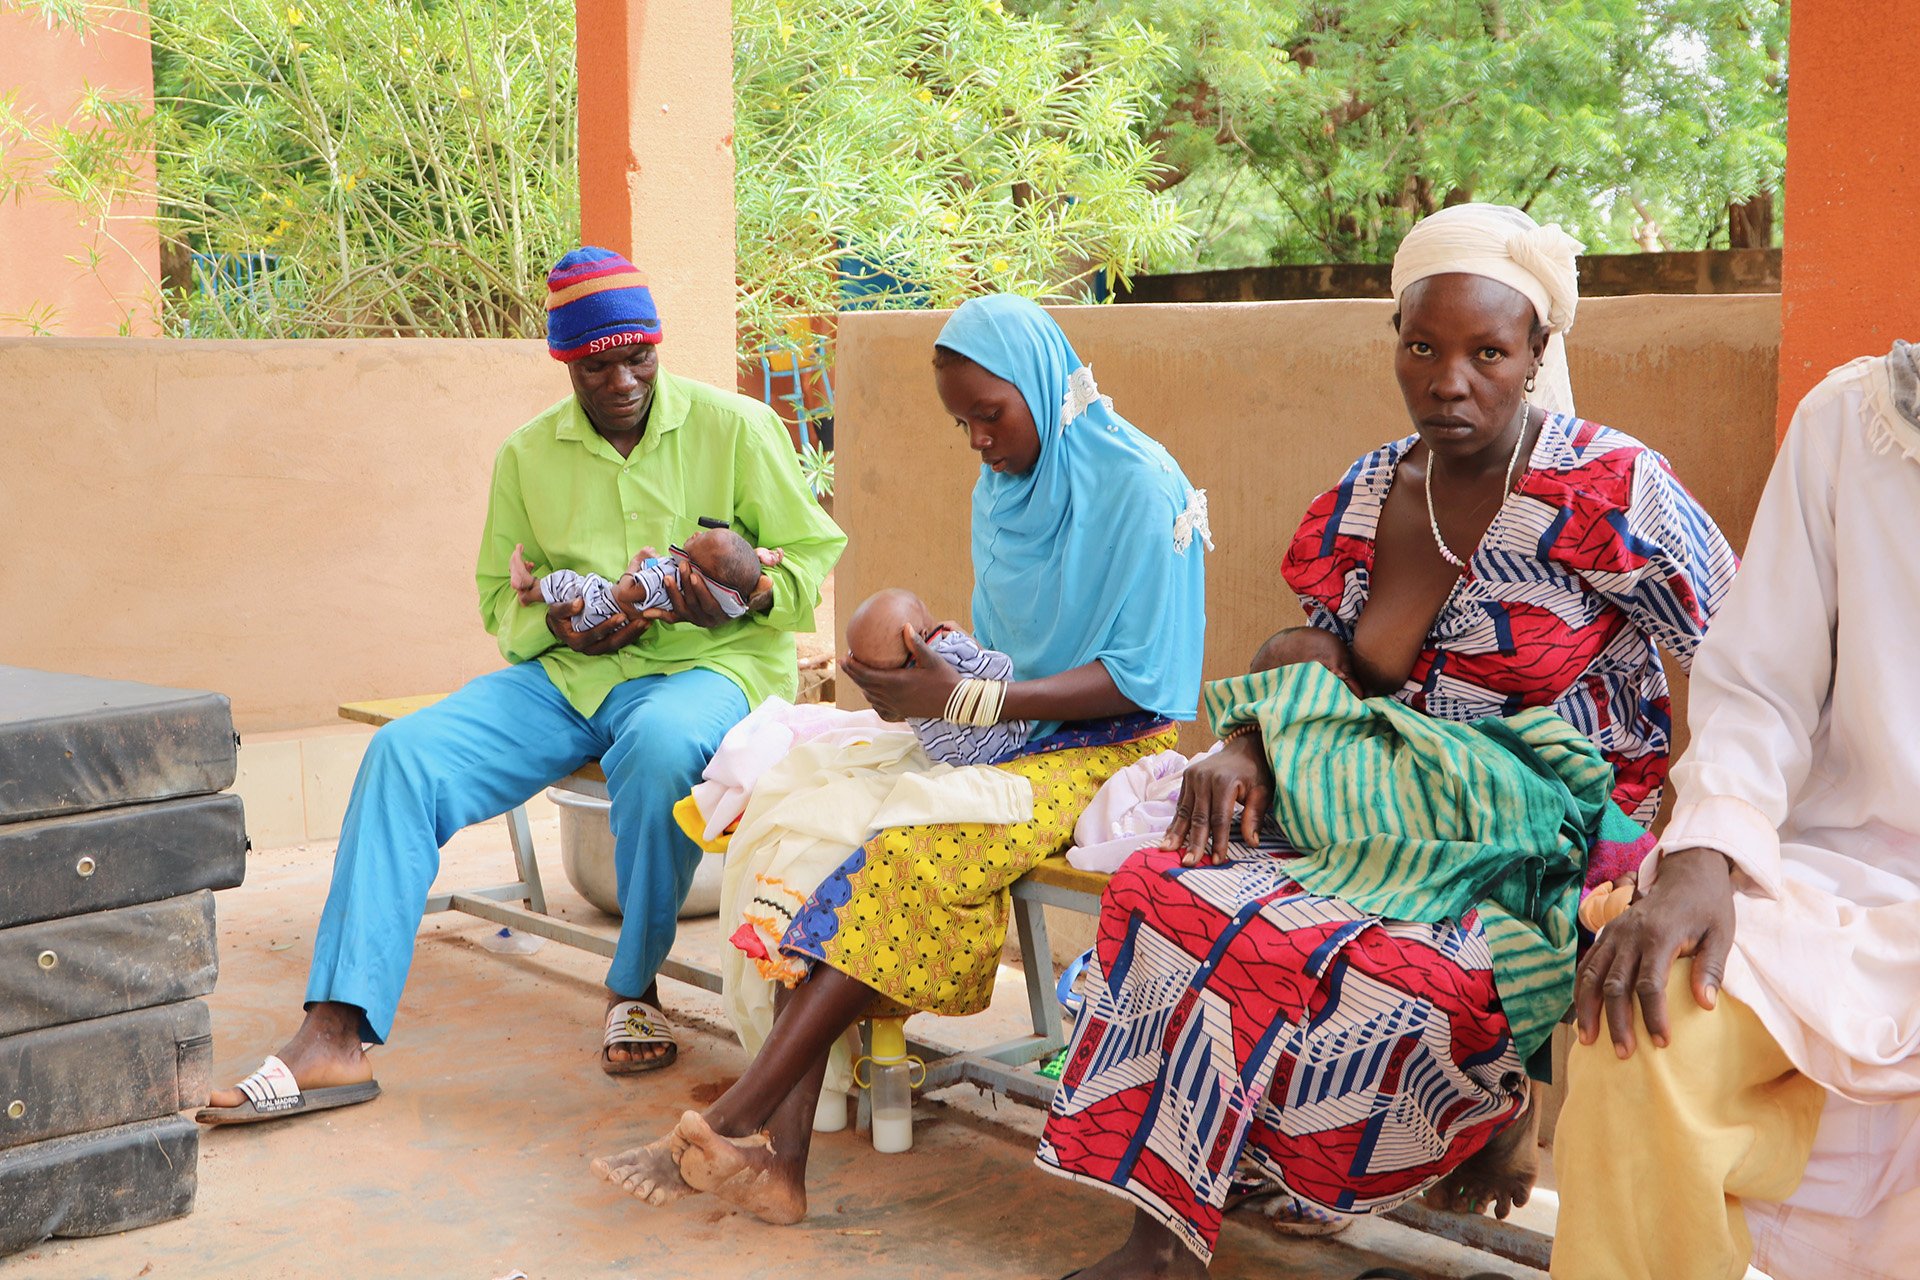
[510,527,781,633]
[845,588,1031,767]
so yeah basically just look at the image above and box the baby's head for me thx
[1250,626,1358,692]
[678,527,763,602]
[847,589,937,669]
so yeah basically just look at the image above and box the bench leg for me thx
[506,802,548,915]
[1012,893,1064,1048]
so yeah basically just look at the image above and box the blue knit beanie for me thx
[545,247,662,362]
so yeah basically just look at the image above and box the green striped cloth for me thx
[1207,663,1635,1062]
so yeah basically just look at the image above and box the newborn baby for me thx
[1250,624,1641,930]
[1249,625,1361,693]
[846,588,1032,766]
[512,527,781,633]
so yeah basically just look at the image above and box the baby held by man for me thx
[511,525,782,631]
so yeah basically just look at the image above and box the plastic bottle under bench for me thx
[856,1017,925,1154]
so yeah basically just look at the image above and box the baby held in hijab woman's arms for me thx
[844,588,1033,767]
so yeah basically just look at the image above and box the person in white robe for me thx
[1552,344,1920,1280]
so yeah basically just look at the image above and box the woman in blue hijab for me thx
[594,294,1209,1220]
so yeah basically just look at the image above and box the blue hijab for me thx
[935,295,1208,739]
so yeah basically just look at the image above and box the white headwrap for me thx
[1390,203,1585,417]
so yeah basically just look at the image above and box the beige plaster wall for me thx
[0,337,569,732]
[833,295,1783,749]
[0,4,161,337]
[0,299,1778,840]
[576,0,737,390]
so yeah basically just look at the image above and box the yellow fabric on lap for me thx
[673,793,731,853]
[1552,959,1824,1280]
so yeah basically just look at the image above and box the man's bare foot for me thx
[604,991,674,1069]
[205,1002,372,1108]
[1424,1085,1541,1219]
[672,1110,806,1225]
[592,1134,697,1206]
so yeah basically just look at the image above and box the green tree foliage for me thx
[1019,0,1789,266]
[6,0,1191,343]
[149,0,578,337]
[732,0,1190,343]
[0,4,159,334]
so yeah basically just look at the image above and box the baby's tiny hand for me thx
[1327,658,1363,699]
[509,544,544,605]
[756,546,785,567]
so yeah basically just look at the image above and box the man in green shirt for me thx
[201,248,846,1125]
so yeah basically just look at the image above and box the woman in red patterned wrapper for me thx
[1037,204,1739,1279]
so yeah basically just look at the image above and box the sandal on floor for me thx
[195,1055,380,1126]
[1224,1170,1281,1213]
[602,1000,678,1076]
[1269,1195,1353,1237]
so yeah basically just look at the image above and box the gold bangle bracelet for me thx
[944,678,977,726]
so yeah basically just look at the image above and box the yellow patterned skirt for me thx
[780,729,1177,1017]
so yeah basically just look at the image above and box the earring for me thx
[1524,367,1539,395]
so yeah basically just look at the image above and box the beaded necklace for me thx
[1424,401,1530,570]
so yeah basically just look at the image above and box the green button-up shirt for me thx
[476,370,847,717]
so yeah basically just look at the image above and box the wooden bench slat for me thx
[337,694,607,784]
[338,694,448,727]
[1022,857,1110,898]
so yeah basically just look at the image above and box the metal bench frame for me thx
[340,696,1552,1271]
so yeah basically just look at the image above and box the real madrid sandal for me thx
[602,1000,679,1076]
[195,1054,381,1126]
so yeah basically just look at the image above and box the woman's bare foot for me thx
[1424,1085,1541,1219]
[1064,1209,1209,1279]
[672,1109,806,1225]
[592,1134,697,1205]
[205,1002,372,1108]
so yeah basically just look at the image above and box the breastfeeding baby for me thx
[511,526,782,632]
[1244,627,1637,926]
[1247,625,1361,688]
[844,589,1031,767]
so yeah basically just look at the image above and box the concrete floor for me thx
[8,815,1551,1280]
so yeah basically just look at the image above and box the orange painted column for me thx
[1776,0,1920,437]
[0,3,161,336]
[576,0,738,388]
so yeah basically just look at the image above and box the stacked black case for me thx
[0,667,247,1256]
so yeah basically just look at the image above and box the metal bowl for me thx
[548,788,723,919]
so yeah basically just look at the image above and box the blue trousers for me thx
[306,662,748,1043]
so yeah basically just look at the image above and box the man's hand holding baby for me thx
[520,543,652,654]
[545,596,650,654]
[625,542,781,628]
